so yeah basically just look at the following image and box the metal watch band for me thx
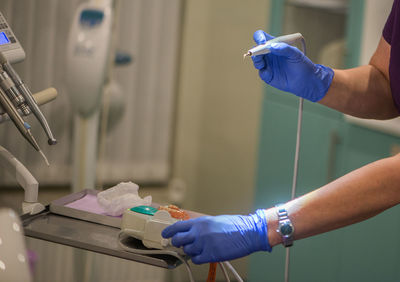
[275,205,294,247]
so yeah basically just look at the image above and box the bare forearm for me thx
[318,37,398,119]
[319,65,398,119]
[265,154,400,247]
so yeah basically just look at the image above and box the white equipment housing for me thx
[121,208,184,254]
[65,1,112,117]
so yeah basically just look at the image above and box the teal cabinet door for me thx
[250,91,400,281]
[290,124,400,282]
[250,93,344,282]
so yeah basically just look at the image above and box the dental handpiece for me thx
[0,67,31,115]
[0,52,57,145]
[243,32,304,57]
[0,88,49,166]
[0,87,58,122]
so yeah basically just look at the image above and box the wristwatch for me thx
[275,205,294,247]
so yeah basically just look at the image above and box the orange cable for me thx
[206,262,217,282]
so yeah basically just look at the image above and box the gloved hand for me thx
[251,30,334,102]
[161,209,272,264]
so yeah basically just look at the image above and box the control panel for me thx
[0,12,25,63]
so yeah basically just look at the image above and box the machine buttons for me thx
[130,205,158,216]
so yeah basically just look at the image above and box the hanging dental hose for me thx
[285,34,306,282]
[245,33,306,282]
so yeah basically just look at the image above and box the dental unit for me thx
[0,11,57,166]
[0,11,58,215]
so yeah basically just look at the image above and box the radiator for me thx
[0,0,181,187]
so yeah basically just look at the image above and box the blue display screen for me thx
[80,9,104,26]
[0,32,10,45]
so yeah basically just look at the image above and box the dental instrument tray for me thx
[49,188,125,228]
[21,189,183,269]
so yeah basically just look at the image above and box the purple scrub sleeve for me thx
[383,0,400,112]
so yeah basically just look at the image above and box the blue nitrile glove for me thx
[251,30,334,102]
[161,209,272,264]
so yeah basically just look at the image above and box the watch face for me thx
[280,223,293,235]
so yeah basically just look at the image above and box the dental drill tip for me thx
[38,149,50,166]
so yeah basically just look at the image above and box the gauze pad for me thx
[97,182,152,216]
